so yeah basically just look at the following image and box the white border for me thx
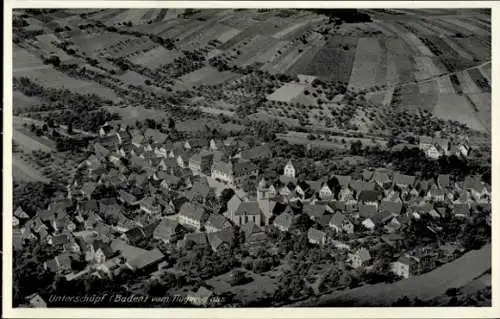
[3,1,498,318]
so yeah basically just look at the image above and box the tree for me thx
[67,122,73,134]
[168,118,176,130]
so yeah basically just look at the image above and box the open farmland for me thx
[176,66,240,89]
[348,37,383,90]
[129,46,183,69]
[14,67,120,101]
[13,91,43,111]
[433,94,487,132]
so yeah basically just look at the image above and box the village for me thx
[14,119,491,307]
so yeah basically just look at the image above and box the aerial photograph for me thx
[11,8,491,308]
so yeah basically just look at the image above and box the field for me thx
[308,244,491,306]
[433,94,487,132]
[13,127,56,152]
[13,91,42,111]
[266,83,305,102]
[175,66,240,89]
[13,155,50,183]
[14,67,121,101]
[348,38,384,90]
[129,46,183,69]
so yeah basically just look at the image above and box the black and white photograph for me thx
[7,4,493,313]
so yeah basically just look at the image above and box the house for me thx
[207,228,235,252]
[184,138,208,150]
[329,212,354,234]
[94,143,111,161]
[283,160,296,179]
[241,221,267,247]
[427,184,446,202]
[209,139,224,152]
[319,183,334,200]
[333,175,352,189]
[26,293,47,308]
[373,171,390,187]
[437,174,452,189]
[273,212,294,232]
[121,226,148,246]
[349,248,371,268]
[350,179,376,196]
[232,160,258,186]
[379,200,403,216]
[14,206,30,220]
[177,152,192,169]
[126,249,165,273]
[189,151,214,176]
[419,136,443,159]
[88,240,115,264]
[462,176,490,201]
[211,161,234,184]
[358,190,382,206]
[393,173,416,189]
[384,217,403,233]
[44,253,75,274]
[392,255,419,278]
[140,197,161,215]
[116,130,132,145]
[178,232,209,249]
[185,180,214,204]
[145,128,168,144]
[205,214,232,233]
[452,203,470,218]
[359,204,378,230]
[231,201,263,226]
[307,228,327,245]
[178,203,206,230]
[118,190,139,207]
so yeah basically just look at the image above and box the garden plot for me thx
[13,46,46,71]
[13,91,43,111]
[439,36,474,61]
[290,37,358,83]
[385,37,415,83]
[14,68,120,101]
[443,18,489,36]
[404,33,434,56]
[466,93,491,132]
[34,34,73,61]
[217,27,242,43]
[266,83,305,102]
[478,62,491,85]
[116,70,155,87]
[177,66,239,89]
[414,56,441,80]
[231,35,282,66]
[129,46,183,69]
[456,71,482,94]
[436,76,456,94]
[433,94,486,132]
[71,32,134,57]
[348,37,384,90]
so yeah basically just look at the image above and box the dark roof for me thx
[183,232,208,246]
[234,202,262,216]
[128,248,164,270]
[92,240,115,258]
[437,174,451,187]
[124,227,146,243]
[358,204,378,218]
[350,179,376,193]
[119,190,138,205]
[81,182,97,196]
[373,171,390,184]
[241,221,262,239]
[145,128,168,143]
[453,203,470,216]
[154,219,183,241]
[358,190,382,202]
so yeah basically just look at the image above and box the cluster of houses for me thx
[418,135,470,160]
[13,123,491,296]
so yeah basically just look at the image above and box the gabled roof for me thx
[179,203,205,222]
[207,228,234,251]
[81,182,97,196]
[14,206,30,219]
[212,161,233,175]
[462,176,486,192]
[145,128,168,144]
[131,134,145,145]
[362,169,374,181]
[373,171,390,185]
[128,248,164,270]
[358,190,382,202]
[233,160,257,177]
[235,201,262,216]
[92,240,115,258]
[183,232,208,246]
[358,204,378,218]
[241,221,263,239]
[393,173,416,186]
[333,175,352,187]
[379,200,402,215]
[240,144,272,160]
[329,212,349,228]
[206,214,231,230]
[350,179,376,193]
[307,228,326,242]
